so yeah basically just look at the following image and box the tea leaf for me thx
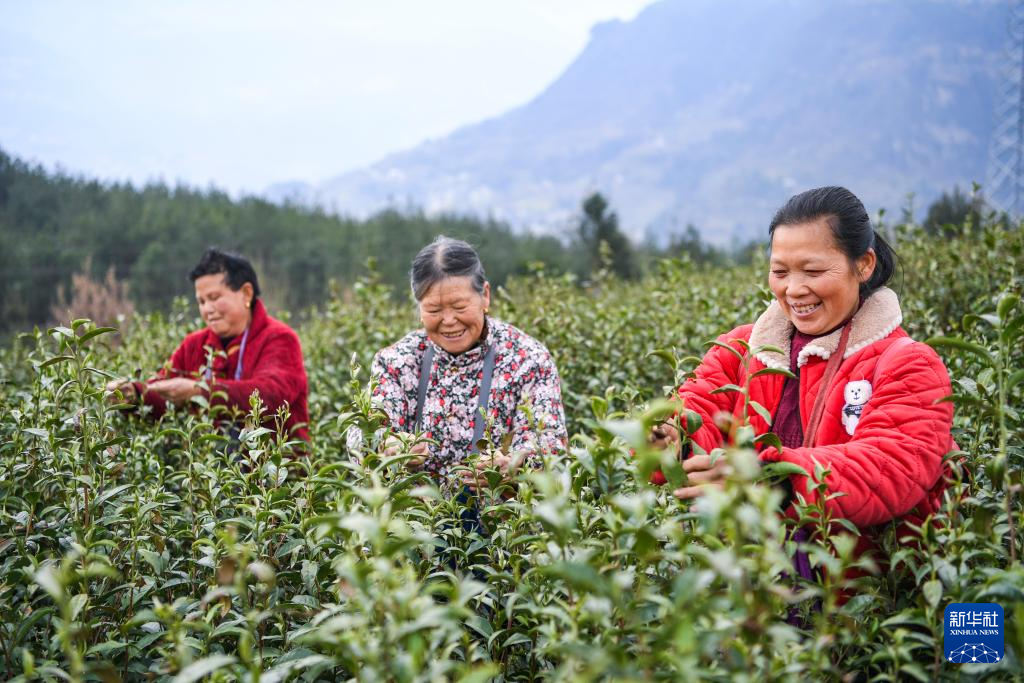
[172,655,238,683]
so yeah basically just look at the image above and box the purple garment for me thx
[772,331,815,450]
[773,320,858,621]
[774,331,820,590]
[786,525,818,628]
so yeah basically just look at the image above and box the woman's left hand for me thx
[146,378,201,406]
[672,454,733,499]
[461,451,520,492]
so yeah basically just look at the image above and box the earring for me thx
[246,301,251,309]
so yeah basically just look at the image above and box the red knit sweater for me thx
[136,299,310,442]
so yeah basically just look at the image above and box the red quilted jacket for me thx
[662,288,955,563]
[136,299,310,442]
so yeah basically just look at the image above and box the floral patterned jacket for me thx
[371,317,567,476]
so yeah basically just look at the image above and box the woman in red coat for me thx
[106,248,310,442]
[650,186,954,570]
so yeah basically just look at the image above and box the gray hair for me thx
[410,236,488,301]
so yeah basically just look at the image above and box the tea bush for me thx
[0,219,1021,682]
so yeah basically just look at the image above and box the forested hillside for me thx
[0,148,576,332]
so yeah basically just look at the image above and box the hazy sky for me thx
[0,0,652,194]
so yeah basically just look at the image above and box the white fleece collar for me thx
[747,287,903,370]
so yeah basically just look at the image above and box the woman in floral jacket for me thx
[371,236,567,489]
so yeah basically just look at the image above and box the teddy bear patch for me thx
[841,380,872,436]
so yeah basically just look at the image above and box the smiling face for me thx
[418,276,490,354]
[768,218,876,336]
[194,273,253,338]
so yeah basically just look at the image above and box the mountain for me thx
[293,0,1007,244]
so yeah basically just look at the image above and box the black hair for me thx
[409,235,487,301]
[188,247,261,299]
[768,186,898,296]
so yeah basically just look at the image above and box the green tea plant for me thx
[0,215,1021,681]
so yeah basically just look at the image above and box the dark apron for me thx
[415,343,497,535]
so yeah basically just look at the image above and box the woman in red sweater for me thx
[106,248,309,442]
[650,186,954,571]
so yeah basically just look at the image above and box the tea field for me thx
[0,220,1022,682]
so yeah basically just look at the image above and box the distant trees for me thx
[0,146,769,333]
[576,192,638,280]
[0,147,582,332]
[664,223,730,266]
[923,186,985,236]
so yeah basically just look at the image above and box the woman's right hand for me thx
[105,379,137,403]
[648,420,681,453]
[405,442,429,470]
[382,435,429,470]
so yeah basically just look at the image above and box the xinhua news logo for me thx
[944,603,1004,664]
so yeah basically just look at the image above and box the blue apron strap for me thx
[470,344,497,454]
[204,326,250,382]
[234,326,250,380]
[414,346,435,433]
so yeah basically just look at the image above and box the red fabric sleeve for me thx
[137,337,195,416]
[204,329,306,416]
[650,327,751,485]
[759,342,953,527]
[674,327,751,454]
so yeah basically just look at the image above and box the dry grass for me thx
[50,258,135,329]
